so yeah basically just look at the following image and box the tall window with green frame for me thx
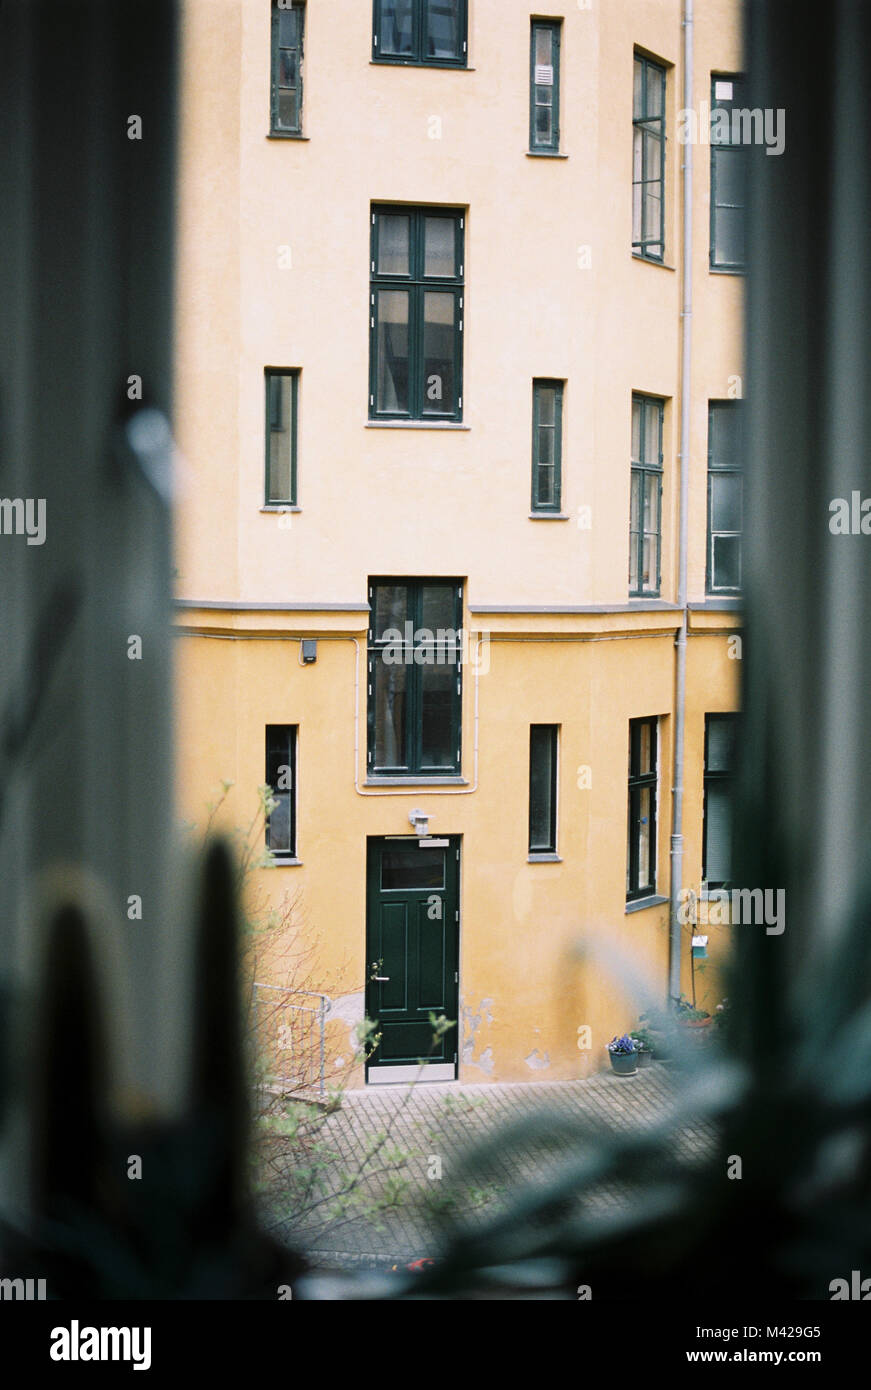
[629,394,663,596]
[265,369,298,505]
[270,2,304,135]
[531,379,563,512]
[367,579,462,777]
[710,75,747,270]
[372,0,467,67]
[369,206,464,422]
[703,713,737,889]
[265,725,297,859]
[627,716,657,901]
[529,19,561,153]
[529,724,559,855]
[632,53,666,260]
[707,400,743,593]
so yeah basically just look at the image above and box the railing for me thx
[251,983,329,1101]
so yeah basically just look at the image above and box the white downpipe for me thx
[669,0,693,1000]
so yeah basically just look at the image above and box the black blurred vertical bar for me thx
[0,0,180,1207]
[739,1,871,1058]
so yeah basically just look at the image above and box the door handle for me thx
[370,973,390,982]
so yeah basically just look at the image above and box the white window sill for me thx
[369,60,475,71]
[528,852,562,863]
[365,776,468,786]
[632,253,676,272]
[365,421,470,430]
[625,893,669,914]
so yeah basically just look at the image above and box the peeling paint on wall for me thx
[461,997,495,1072]
[525,1049,551,1070]
[473,1046,495,1074]
[328,990,365,1049]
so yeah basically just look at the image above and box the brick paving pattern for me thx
[263,1062,716,1273]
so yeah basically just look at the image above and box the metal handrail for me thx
[252,983,329,1099]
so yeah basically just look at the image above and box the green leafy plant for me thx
[629,1026,655,1053]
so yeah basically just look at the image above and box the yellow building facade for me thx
[173,0,743,1087]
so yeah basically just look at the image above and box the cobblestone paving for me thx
[264,1061,717,1273]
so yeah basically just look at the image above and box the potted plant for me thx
[638,1009,671,1061]
[630,1025,655,1067]
[673,993,713,1047]
[606,1034,638,1076]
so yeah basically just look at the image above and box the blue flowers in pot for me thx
[607,1033,639,1076]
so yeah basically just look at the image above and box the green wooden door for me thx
[365,837,459,1077]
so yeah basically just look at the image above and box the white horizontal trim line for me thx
[468,602,682,614]
[174,600,370,611]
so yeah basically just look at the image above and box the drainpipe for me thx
[669,0,693,1000]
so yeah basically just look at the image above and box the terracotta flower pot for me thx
[679,1015,713,1047]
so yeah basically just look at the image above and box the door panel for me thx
[379,901,409,1011]
[366,837,459,1075]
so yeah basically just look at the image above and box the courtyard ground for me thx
[259,1061,716,1275]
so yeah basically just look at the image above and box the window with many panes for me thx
[627,717,657,900]
[265,369,298,505]
[373,0,467,67]
[270,2,304,135]
[710,75,746,271]
[633,53,666,260]
[703,713,737,888]
[369,206,464,422]
[529,725,559,855]
[368,579,462,777]
[707,400,743,593]
[266,725,297,858]
[530,20,561,153]
[531,379,563,512]
[630,394,663,596]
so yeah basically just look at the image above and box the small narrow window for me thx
[530,19,561,153]
[706,400,743,593]
[270,2,304,135]
[629,394,663,596]
[531,379,563,512]
[710,75,747,271]
[703,714,738,888]
[529,724,559,854]
[265,370,298,505]
[632,53,666,260]
[627,717,657,899]
[266,725,297,858]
